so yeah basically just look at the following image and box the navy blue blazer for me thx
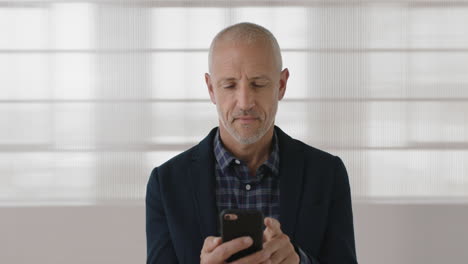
[146,126,358,263]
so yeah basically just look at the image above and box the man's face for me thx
[205,39,289,145]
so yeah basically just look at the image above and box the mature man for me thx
[146,22,358,264]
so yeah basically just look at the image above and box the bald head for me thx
[208,22,283,73]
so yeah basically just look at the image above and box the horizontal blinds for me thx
[0,1,467,205]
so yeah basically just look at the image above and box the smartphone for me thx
[220,209,264,262]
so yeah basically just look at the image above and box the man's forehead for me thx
[210,44,277,74]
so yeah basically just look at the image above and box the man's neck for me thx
[218,126,274,175]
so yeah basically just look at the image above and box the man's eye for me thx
[223,84,235,89]
[252,83,266,88]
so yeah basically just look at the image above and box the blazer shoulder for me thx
[275,126,341,168]
[148,127,218,185]
[150,144,198,177]
[294,138,337,161]
[290,137,346,175]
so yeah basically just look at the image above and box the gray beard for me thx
[218,114,275,146]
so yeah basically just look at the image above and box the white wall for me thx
[1,204,468,264]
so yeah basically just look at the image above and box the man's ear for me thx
[205,73,216,105]
[278,68,289,100]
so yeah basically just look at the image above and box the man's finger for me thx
[211,236,253,261]
[234,233,290,264]
[268,239,292,264]
[264,217,282,241]
[230,246,271,264]
[265,217,281,233]
[263,234,289,255]
[202,236,222,253]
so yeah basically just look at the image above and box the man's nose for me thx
[236,81,255,110]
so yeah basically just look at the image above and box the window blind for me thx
[1,0,467,205]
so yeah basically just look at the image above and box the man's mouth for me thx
[234,116,259,123]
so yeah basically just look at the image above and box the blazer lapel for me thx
[189,128,220,240]
[276,126,305,239]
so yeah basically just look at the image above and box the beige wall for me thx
[1,204,468,264]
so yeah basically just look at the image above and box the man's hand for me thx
[200,236,257,264]
[231,217,300,264]
[201,218,299,264]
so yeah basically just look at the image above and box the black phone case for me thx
[220,209,264,262]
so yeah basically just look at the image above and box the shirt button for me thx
[235,159,241,165]
[245,184,251,191]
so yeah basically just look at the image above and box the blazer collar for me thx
[189,126,304,240]
[189,127,220,239]
[275,126,304,239]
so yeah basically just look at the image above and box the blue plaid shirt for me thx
[213,129,311,264]
[214,129,280,219]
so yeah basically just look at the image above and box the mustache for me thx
[231,110,262,120]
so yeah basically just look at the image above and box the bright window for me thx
[1,1,467,205]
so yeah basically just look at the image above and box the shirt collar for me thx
[213,128,280,177]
